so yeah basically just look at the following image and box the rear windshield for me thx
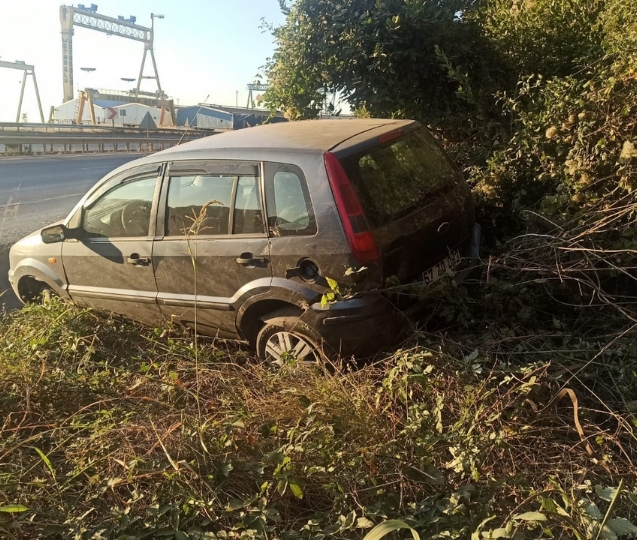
[340,128,459,228]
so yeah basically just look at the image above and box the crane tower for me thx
[246,83,269,109]
[0,60,44,123]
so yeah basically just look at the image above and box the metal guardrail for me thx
[0,135,198,145]
[0,122,220,154]
[0,122,220,136]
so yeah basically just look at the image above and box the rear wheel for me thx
[256,316,325,367]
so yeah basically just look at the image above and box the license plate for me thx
[420,251,462,284]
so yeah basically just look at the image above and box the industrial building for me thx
[176,104,286,130]
[5,6,286,133]
[52,95,287,130]
[52,94,165,127]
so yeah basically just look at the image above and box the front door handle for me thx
[127,253,151,266]
[236,253,268,266]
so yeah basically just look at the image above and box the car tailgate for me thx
[373,181,473,281]
[338,125,475,282]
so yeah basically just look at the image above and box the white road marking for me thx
[0,193,84,208]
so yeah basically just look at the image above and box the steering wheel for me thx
[121,200,150,236]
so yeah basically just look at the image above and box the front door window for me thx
[83,176,157,238]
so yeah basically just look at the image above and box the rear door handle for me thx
[236,253,268,266]
[127,253,151,266]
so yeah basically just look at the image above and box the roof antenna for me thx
[177,94,210,146]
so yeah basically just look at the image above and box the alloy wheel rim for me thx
[265,331,319,365]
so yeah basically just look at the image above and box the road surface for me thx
[0,154,142,309]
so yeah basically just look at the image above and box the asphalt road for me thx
[0,154,143,310]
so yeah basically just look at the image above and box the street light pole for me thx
[79,66,96,95]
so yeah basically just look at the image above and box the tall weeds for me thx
[0,297,635,539]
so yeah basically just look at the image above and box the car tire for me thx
[19,278,56,304]
[256,315,327,367]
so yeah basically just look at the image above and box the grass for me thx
[0,280,636,539]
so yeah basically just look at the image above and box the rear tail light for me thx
[324,152,379,264]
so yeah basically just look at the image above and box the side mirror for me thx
[41,224,74,244]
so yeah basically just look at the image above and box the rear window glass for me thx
[340,128,459,228]
[166,175,234,236]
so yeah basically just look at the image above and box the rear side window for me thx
[166,174,264,236]
[265,164,317,236]
[340,128,459,228]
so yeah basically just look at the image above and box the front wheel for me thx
[18,277,56,304]
[256,316,325,367]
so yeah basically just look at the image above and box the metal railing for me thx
[0,122,221,136]
[0,122,222,155]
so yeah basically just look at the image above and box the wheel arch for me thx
[235,282,319,347]
[12,259,67,302]
[237,299,304,348]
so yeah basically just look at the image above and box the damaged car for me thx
[8,119,480,363]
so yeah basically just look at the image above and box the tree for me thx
[264,0,637,241]
[263,0,502,125]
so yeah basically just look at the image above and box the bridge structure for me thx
[0,122,221,155]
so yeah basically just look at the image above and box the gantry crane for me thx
[246,83,269,109]
[0,60,45,123]
[59,4,164,104]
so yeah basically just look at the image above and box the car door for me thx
[61,164,164,326]
[152,160,271,337]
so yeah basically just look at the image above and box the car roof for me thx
[102,118,418,180]
[156,118,414,156]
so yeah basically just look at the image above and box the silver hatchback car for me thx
[9,119,480,362]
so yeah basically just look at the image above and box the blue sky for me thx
[0,0,287,122]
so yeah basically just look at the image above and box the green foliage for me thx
[263,0,502,126]
[601,0,637,68]
[362,520,421,540]
[264,0,637,241]
[471,57,637,238]
[472,0,606,79]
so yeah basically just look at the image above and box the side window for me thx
[165,174,264,236]
[166,175,234,236]
[265,165,317,236]
[83,176,157,238]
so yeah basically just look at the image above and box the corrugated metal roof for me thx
[176,104,284,118]
[177,106,232,122]
[200,104,285,117]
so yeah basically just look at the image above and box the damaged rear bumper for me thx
[302,293,401,357]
